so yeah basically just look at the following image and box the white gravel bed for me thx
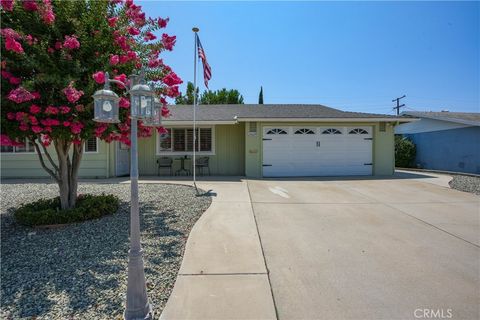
[449,175,480,195]
[0,182,211,319]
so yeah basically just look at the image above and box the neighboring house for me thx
[396,111,480,174]
[0,104,414,179]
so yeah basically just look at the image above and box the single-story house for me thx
[1,104,414,179]
[395,111,480,174]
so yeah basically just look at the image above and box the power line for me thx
[392,95,406,115]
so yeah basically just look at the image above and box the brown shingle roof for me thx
[166,104,408,122]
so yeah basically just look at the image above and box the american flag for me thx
[196,34,211,88]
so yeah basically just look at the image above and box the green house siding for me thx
[244,121,396,178]
[138,123,245,176]
[0,140,111,179]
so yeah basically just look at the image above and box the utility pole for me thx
[392,95,406,115]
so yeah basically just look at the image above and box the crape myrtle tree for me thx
[0,0,182,209]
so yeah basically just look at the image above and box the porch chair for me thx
[195,156,210,176]
[157,157,173,175]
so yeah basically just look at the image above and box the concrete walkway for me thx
[159,179,277,320]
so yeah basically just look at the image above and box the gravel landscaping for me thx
[449,175,480,195]
[0,182,211,319]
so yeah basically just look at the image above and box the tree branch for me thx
[31,139,59,182]
[40,141,59,173]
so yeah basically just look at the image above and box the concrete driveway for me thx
[248,173,479,320]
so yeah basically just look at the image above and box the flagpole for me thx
[192,27,199,195]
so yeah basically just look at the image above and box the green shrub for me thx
[395,135,417,168]
[14,194,120,227]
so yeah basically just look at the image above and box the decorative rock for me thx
[1,182,211,319]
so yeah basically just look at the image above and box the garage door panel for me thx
[263,126,372,177]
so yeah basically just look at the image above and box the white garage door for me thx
[262,126,373,177]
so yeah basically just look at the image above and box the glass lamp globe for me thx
[130,82,155,119]
[93,87,120,123]
[142,97,162,127]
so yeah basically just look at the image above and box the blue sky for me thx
[140,1,479,114]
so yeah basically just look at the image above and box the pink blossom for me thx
[9,76,21,85]
[70,122,84,134]
[144,32,156,41]
[72,138,82,145]
[165,85,180,98]
[0,28,21,40]
[59,106,70,114]
[127,50,137,60]
[25,35,38,46]
[119,97,130,108]
[29,104,41,114]
[22,0,38,11]
[38,0,55,25]
[127,27,140,36]
[54,41,63,50]
[44,105,58,115]
[63,35,80,50]
[157,126,168,135]
[94,124,108,137]
[44,126,52,132]
[161,106,170,117]
[0,0,14,11]
[41,134,52,146]
[148,58,161,68]
[63,121,71,127]
[119,55,130,64]
[158,17,169,28]
[163,72,183,86]
[92,71,105,84]
[32,91,41,99]
[75,104,85,112]
[114,74,128,88]
[5,38,24,54]
[110,54,119,65]
[31,126,43,133]
[29,115,38,125]
[62,82,84,103]
[7,87,34,103]
[19,123,29,131]
[1,134,14,146]
[161,33,176,51]
[1,70,11,79]
[41,118,60,126]
[47,47,55,53]
[108,17,118,27]
[6,112,15,120]
[15,112,27,121]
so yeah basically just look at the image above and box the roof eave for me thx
[162,120,238,125]
[236,117,418,123]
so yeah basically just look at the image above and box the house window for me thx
[322,128,342,134]
[348,128,369,134]
[0,139,35,153]
[294,128,315,135]
[266,128,288,135]
[158,127,213,153]
[84,137,98,153]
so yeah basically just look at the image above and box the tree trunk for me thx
[54,139,83,210]
[32,138,84,210]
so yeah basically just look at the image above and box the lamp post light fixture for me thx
[142,97,162,127]
[93,72,120,123]
[92,70,156,320]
